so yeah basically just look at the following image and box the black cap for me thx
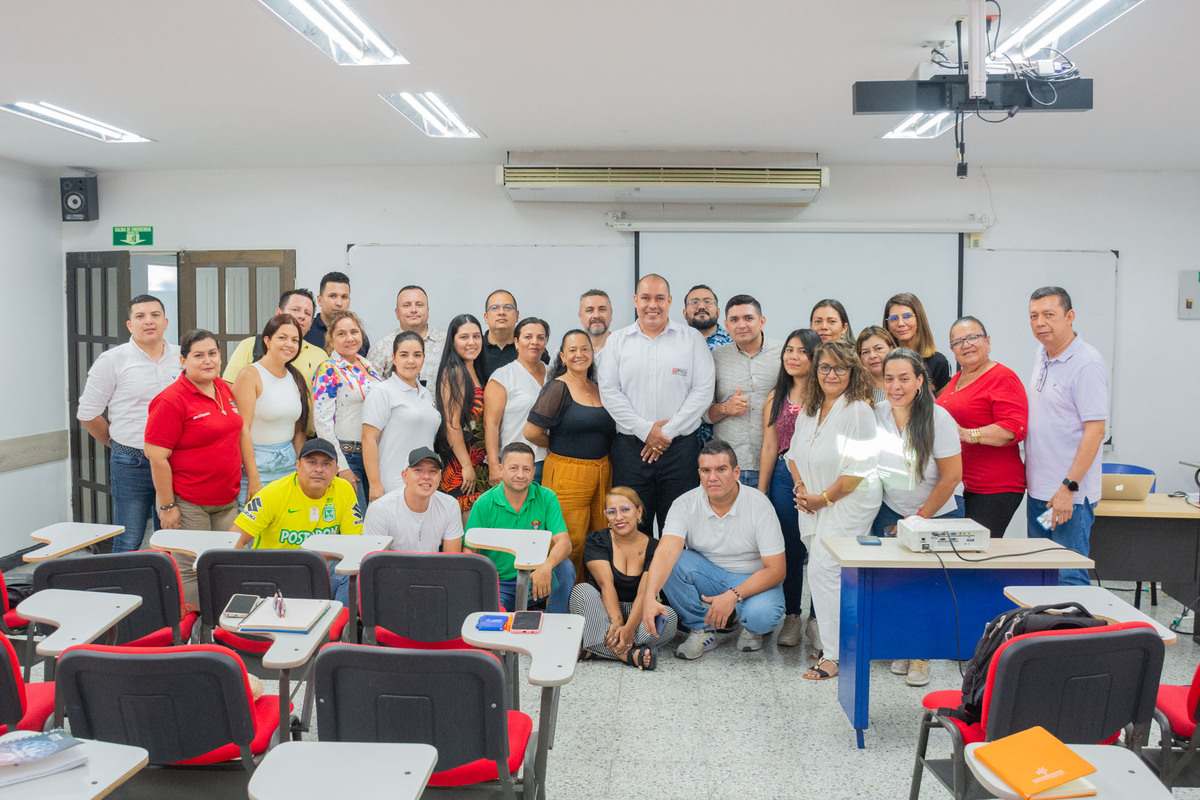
[299,438,338,461]
[407,446,443,469]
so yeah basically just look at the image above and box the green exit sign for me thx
[113,226,153,246]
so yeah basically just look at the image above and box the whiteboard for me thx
[637,232,960,349]
[346,243,634,356]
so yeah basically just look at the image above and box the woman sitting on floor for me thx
[568,486,678,670]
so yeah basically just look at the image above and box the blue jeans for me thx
[109,444,158,552]
[499,559,575,614]
[738,470,759,488]
[1027,496,1095,586]
[343,448,368,514]
[663,548,785,635]
[768,458,806,615]
[871,496,966,537]
[329,563,350,606]
[239,441,297,506]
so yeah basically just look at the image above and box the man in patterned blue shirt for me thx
[683,284,730,444]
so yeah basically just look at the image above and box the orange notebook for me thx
[973,726,1097,800]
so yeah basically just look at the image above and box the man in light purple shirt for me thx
[1024,286,1108,585]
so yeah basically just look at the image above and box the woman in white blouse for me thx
[362,330,441,501]
[312,311,382,510]
[872,347,963,687]
[484,317,549,482]
[786,340,881,681]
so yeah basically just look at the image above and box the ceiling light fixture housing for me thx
[992,0,1148,61]
[882,112,955,139]
[0,101,151,143]
[255,0,408,66]
[380,92,481,139]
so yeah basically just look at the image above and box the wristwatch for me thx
[158,501,178,511]
[1061,478,1079,492]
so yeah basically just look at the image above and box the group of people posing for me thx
[77,269,1108,685]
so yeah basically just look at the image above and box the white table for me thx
[965,742,1173,799]
[465,527,551,611]
[461,611,583,800]
[301,534,391,643]
[1004,584,1177,644]
[24,522,123,563]
[219,600,342,746]
[248,741,437,800]
[18,589,142,657]
[148,529,241,560]
[0,739,148,799]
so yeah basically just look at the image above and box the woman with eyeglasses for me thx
[757,329,822,649]
[855,325,897,405]
[883,292,951,393]
[786,341,881,681]
[936,316,1029,538]
[809,298,853,343]
[567,486,679,669]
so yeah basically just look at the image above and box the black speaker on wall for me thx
[60,176,99,222]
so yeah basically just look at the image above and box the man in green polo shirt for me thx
[466,442,575,612]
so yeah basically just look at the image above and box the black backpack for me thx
[940,602,1107,726]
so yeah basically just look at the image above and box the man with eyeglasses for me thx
[683,284,731,445]
[597,274,716,535]
[476,288,548,385]
[1025,286,1108,585]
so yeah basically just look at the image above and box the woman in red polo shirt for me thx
[145,329,248,606]
[936,316,1029,538]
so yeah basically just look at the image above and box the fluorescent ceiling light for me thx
[254,0,408,66]
[992,0,1148,60]
[380,92,482,139]
[0,101,151,143]
[882,112,954,139]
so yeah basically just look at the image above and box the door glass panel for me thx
[106,267,120,338]
[76,268,88,334]
[225,267,250,335]
[90,269,103,336]
[255,267,280,329]
[77,342,89,402]
[78,426,91,482]
[95,445,107,484]
[80,488,94,523]
[196,267,219,330]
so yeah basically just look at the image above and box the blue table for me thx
[825,536,1095,748]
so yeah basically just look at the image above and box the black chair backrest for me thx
[359,552,500,643]
[32,552,182,644]
[196,549,332,628]
[57,645,255,764]
[985,623,1165,742]
[314,644,510,773]
[0,634,24,726]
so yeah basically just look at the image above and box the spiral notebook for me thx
[238,597,330,634]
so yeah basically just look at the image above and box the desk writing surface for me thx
[465,528,552,570]
[248,741,437,800]
[17,589,143,657]
[24,522,124,563]
[148,529,241,558]
[461,612,583,686]
[824,537,1094,570]
[0,739,148,800]
[1004,584,1176,644]
[1095,493,1200,520]
[965,742,1171,799]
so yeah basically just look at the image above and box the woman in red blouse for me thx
[936,316,1028,538]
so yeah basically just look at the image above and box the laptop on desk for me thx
[1101,473,1155,501]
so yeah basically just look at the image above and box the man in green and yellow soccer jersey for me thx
[233,437,362,603]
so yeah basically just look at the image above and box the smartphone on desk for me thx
[509,611,544,634]
[223,593,262,619]
[855,535,882,546]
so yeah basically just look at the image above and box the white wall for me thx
[0,157,71,553]
[51,162,1200,503]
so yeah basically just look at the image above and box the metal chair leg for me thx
[909,711,932,800]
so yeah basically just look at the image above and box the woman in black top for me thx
[882,292,951,393]
[567,486,679,669]
[525,329,616,578]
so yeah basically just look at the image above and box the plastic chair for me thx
[909,622,1164,800]
[313,643,537,799]
[1148,662,1200,787]
[0,631,53,735]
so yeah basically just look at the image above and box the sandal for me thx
[624,644,657,671]
[802,657,839,681]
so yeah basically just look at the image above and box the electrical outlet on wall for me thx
[1180,271,1200,319]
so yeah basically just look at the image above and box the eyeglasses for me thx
[272,590,286,618]
[604,505,636,517]
[1036,359,1049,392]
[949,333,987,350]
[886,312,915,323]
[486,303,517,313]
[817,364,850,377]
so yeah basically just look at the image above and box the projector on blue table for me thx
[897,517,989,553]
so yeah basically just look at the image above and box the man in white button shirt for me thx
[639,440,786,659]
[77,294,181,551]
[597,273,716,534]
[367,284,444,387]
[362,447,464,552]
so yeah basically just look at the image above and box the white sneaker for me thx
[890,659,910,675]
[675,629,718,660]
[906,659,931,687]
[737,628,764,652]
[777,614,804,647]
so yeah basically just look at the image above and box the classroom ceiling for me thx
[0,0,1192,171]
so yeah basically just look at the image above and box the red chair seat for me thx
[1158,684,1197,739]
[427,710,533,787]
[214,607,349,655]
[375,627,472,651]
[174,694,284,766]
[2,610,27,631]
[922,689,985,745]
[0,681,55,736]
[125,612,200,648]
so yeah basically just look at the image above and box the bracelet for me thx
[968,428,982,444]
[821,490,834,506]
[158,502,177,512]
[729,587,743,601]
